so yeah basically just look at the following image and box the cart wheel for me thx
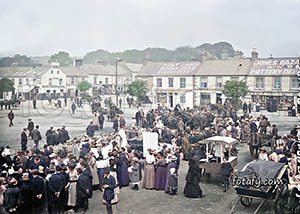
[240,197,252,207]
[206,173,211,183]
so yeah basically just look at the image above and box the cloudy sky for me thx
[1,0,300,58]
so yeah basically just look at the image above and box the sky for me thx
[0,0,300,58]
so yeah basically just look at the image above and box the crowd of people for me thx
[0,100,299,213]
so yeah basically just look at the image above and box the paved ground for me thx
[0,100,298,214]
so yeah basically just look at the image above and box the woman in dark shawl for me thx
[183,155,203,198]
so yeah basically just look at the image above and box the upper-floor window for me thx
[273,77,281,90]
[51,70,53,74]
[291,77,299,89]
[157,78,162,88]
[94,77,97,84]
[105,77,109,84]
[18,78,22,85]
[26,78,29,85]
[200,77,208,88]
[180,77,186,88]
[57,70,59,74]
[71,77,75,84]
[59,79,63,85]
[168,78,174,88]
[216,77,222,88]
[49,78,52,86]
[231,76,239,81]
[255,77,264,89]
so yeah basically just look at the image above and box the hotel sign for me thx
[250,58,300,75]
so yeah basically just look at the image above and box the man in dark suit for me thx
[76,167,92,213]
[103,168,116,214]
[32,125,42,148]
[61,126,70,142]
[98,113,105,130]
[27,119,34,138]
[21,128,28,151]
[8,110,14,127]
[86,122,95,137]
[48,167,64,214]
[30,169,47,214]
[112,115,119,133]
[221,157,233,192]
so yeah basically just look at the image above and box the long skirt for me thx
[68,182,77,207]
[155,166,166,190]
[183,178,203,198]
[142,164,155,189]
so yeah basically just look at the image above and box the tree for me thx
[127,80,148,105]
[48,51,73,67]
[77,81,91,93]
[223,80,248,110]
[0,54,33,67]
[0,77,15,99]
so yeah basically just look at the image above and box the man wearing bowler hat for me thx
[102,168,116,214]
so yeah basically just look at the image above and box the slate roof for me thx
[137,61,200,77]
[1,66,49,78]
[196,59,252,76]
[60,67,88,77]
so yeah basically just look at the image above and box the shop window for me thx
[157,78,162,88]
[200,93,211,105]
[18,78,22,85]
[168,78,174,88]
[200,77,208,88]
[180,78,186,88]
[255,77,265,89]
[273,77,281,89]
[291,77,299,89]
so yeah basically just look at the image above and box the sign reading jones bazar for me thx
[250,58,300,75]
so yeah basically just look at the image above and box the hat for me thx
[104,168,111,174]
[31,169,39,174]
[38,166,44,174]
[171,155,177,161]
[49,153,57,158]
[46,168,55,173]
[21,173,30,181]
[259,147,267,152]
[132,157,139,162]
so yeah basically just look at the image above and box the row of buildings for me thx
[0,50,299,111]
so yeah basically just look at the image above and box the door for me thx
[169,95,174,108]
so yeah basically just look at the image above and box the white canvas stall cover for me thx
[142,132,159,157]
[199,136,238,145]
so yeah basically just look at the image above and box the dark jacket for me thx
[113,119,119,130]
[8,112,14,120]
[47,173,63,202]
[77,173,92,199]
[30,176,46,204]
[46,131,57,145]
[21,131,28,145]
[103,175,116,201]
[27,121,34,131]
[86,125,95,137]
[221,162,232,177]
[32,129,42,141]
[4,185,20,212]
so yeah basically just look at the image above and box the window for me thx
[157,78,162,87]
[59,79,63,85]
[26,78,29,85]
[168,78,174,88]
[60,89,64,92]
[51,70,53,74]
[180,78,186,88]
[71,77,75,84]
[94,77,97,84]
[231,76,239,81]
[180,94,186,103]
[200,93,211,105]
[105,77,108,84]
[200,77,208,88]
[49,78,52,85]
[291,77,299,89]
[273,77,281,89]
[255,77,264,89]
[18,78,22,85]
[57,70,59,74]
[216,77,223,88]
[33,78,36,82]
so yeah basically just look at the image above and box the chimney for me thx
[234,51,243,59]
[51,62,60,67]
[221,50,229,60]
[199,52,208,63]
[251,48,258,61]
[75,59,83,67]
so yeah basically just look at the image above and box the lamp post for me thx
[115,58,122,106]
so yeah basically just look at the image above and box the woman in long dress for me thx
[183,156,203,198]
[88,152,100,190]
[165,156,177,193]
[120,149,130,187]
[66,161,78,210]
[154,153,167,190]
[142,150,156,189]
